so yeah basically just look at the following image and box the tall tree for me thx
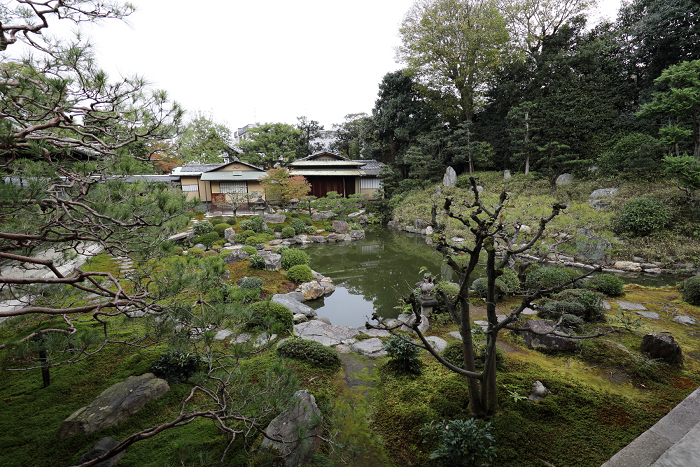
[330,113,376,159]
[295,116,325,158]
[177,112,233,163]
[260,167,311,209]
[397,0,512,125]
[237,122,301,169]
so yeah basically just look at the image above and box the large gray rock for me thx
[332,220,350,234]
[264,213,286,224]
[556,173,573,185]
[59,373,169,438]
[349,230,365,240]
[312,211,337,221]
[300,281,325,301]
[425,336,448,353]
[641,334,683,364]
[258,251,281,270]
[397,313,430,334]
[443,166,457,187]
[590,188,619,199]
[503,170,512,179]
[351,338,387,357]
[575,228,611,264]
[271,293,317,318]
[520,320,579,351]
[294,320,360,346]
[223,227,236,243]
[78,437,125,467]
[223,249,249,264]
[261,390,322,466]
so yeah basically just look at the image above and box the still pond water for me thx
[299,226,680,328]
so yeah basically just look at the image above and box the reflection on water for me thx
[300,226,682,328]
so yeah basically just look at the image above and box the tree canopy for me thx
[176,113,234,164]
[237,122,301,169]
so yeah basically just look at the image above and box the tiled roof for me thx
[179,163,228,173]
[354,159,384,176]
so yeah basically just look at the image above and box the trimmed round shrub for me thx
[281,226,296,238]
[523,266,577,292]
[286,264,314,283]
[560,313,585,330]
[237,229,256,243]
[173,246,184,256]
[290,218,307,235]
[246,236,262,246]
[204,250,218,257]
[305,226,317,235]
[192,220,213,236]
[615,198,671,237]
[538,300,586,320]
[302,217,313,226]
[277,338,340,368]
[472,277,507,300]
[226,217,237,226]
[239,276,264,291]
[213,223,230,235]
[193,231,220,247]
[263,227,275,236]
[273,245,289,254]
[553,289,606,322]
[187,247,205,258]
[273,224,284,232]
[210,217,226,226]
[241,245,257,256]
[281,248,310,270]
[248,254,266,270]
[151,350,202,384]
[500,268,520,292]
[588,273,624,297]
[384,335,421,374]
[245,301,294,335]
[681,275,700,306]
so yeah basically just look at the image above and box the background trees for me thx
[237,123,301,168]
[177,113,234,163]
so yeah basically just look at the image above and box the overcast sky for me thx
[80,0,622,132]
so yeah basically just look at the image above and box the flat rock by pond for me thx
[616,301,648,311]
[294,320,360,346]
[271,293,317,318]
[351,338,387,358]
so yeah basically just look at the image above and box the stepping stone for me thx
[673,316,697,326]
[603,301,611,310]
[351,338,387,358]
[449,331,463,340]
[213,329,234,341]
[360,328,391,337]
[637,311,660,320]
[424,336,447,353]
[616,301,647,311]
[335,344,352,354]
[230,333,251,344]
[294,320,360,347]
[253,333,277,347]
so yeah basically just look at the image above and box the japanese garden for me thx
[2,1,700,466]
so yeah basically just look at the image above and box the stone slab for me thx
[673,316,697,326]
[652,421,700,466]
[617,301,648,311]
[602,430,674,467]
[425,336,447,353]
[638,311,661,320]
[351,338,387,357]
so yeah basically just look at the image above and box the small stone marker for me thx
[443,166,457,187]
[528,381,551,401]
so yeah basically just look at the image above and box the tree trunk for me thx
[387,134,397,164]
[39,347,50,388]
[482,243,500,416]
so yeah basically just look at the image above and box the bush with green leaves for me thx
[151,350,202,384]
[442,340,503,371]
[210,217,226,226]
[173,246,184,256]
[226,217,237,226]
[204,250,218,257]
[187,247,205,258]
[273,245,289,254]
[560,313,585,330]
[615,198,671,237]
[471,277,507,300]
[305,226,317,235]
[239,276,264,291]
[281,248,311,270]
[588,273,624,297]
[248,254,266,270]
[237,229,257,243]
[244,301,294,334]
[681,275,700,306]
[286,264,314,283]
[213,223,230,235]
[290,218,307,235]
[420,418,496,467]
[240,245,257,256]
[192,220,213,236]
[239,215,265,233]
[384,336,421,375]
[553,289,606,321]
[597,132,666,176]
[302,217,313,226]
[193,231,219,247]
[245,236,262,246]
[277,338,341,368]
[281,226,296,238]
[523,266,578,292]
[538,300,586,321]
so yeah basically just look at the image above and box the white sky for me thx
[78,0,621,132]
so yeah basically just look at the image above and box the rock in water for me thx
[262,390,322,466]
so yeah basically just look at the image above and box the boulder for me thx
[231,333,252,344]
[640,333,683,364]
[350,230,365,240]
[264,213,286,224]
[294,320,360,346]
[520,320,579,351]
[319,280,336,296]
[616,301,647,311]
[575,228,611,264]
[528,381,551,402]
[312,211,337,221]
[424,336,448,353]
[78,437,125,467]
[192,243,207,251]
[397,313,430,334]
[294,235,311,244]
[59,373,169,439]
[443,166,457,187]
[261,390,322,466]
[414,218,429,230]
[332,220,350,234]
[258,251,281,270]
[504,170,512,179]
[613,261,642,272]
[271,293,317,318]
[213,329,234,341]
[223,227,235,243]
[673,315,698,326]
[350,338,387,357]
[360,328,391,338]
[590,188,619,199]
[555,173,573,185]
[301,281,325,301]
[223,249,249,264]
[310,235,327,243]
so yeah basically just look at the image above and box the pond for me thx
[299,226,682,328]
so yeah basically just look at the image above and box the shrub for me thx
[204,250,218,257]
[173,246,184,256]
[187,247,205,258]
[151,350,202,384]
[597,132,665,176]
[538,300,586,320]
[239,276,264,291]
[384,336,421,374]
[302,217,313,226]
[213,223,230,235]
[273,224,284,232]
[192,220,213,236]
[681,275,700,306]
[560,313,585,330]
[245,301,294,334]
[419,418,496,467]
[442,340,503,371]
[247,215,266,233]
[241,245,257,256]
[523,266,577,292]
[500,268,520,292]
[193,231,220,247]
[273,245,289,254]
[471,277,507,299]
[210,217,226,226]
[277,338,340,368]
[237,229,257,243]
[281,226,296,238]
[553,289,606,322]
[588,273,624,297]
[226,217,237,226]
[615,198,671,237]
[305,226,317,235]
[281,248,311,270]
[290,218,307,235]
[286,264,314,283]
[248,254,266,270]
[246,236,262,246]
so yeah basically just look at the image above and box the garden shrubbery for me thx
[281,248,310,270]
[241,245,257,256]
[239,215,265,233]
[281,226,296,238]
[290,218,307,235]
[244,301,294,334]
[187,248,205,258]
[615,197,671,237]
[277,338,341,368]
[192,220,213,236]
[239,276,264,291]
[286,264,314,283]
[523,266,578,292]
[681,275,700,306]
[384,336,421,374]
[193,231,219,247]
[587,273,624,297]
[248,254,266,270]
[151,350,202,384]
